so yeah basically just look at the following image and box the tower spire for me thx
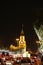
[20,24,24,35]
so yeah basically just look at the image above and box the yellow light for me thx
[10,45,13,49]
[26,51,28,54]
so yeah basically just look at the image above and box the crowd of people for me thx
[0,52,43,65]
[0,52,14,65]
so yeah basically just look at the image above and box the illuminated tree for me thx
[34,23,43,55]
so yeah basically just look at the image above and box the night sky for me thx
[0,3,43,52]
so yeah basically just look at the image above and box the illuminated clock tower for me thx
[19,25,26,53]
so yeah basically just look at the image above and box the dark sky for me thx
[0,3,43,51]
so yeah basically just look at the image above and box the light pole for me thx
[16,38,19,46]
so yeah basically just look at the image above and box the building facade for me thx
[10,27,26,54]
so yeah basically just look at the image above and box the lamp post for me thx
[36,40,41,47]
[16,38,19,46]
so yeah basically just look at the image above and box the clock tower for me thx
[19,25,26,53]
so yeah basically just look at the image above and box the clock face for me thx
[21,42,23,44]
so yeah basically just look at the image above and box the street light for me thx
[16,38,19,46]
[36,41,40,44]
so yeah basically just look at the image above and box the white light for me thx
[28,54,30,58]
[16,38,19,41]
[13,54,15,58]
[23,53,26,57]
[6,62,12,65]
